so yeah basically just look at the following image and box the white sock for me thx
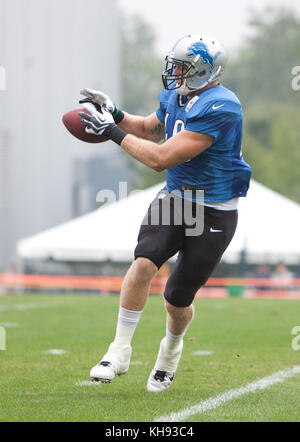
[113,306,143,346]
[165,327,185,352]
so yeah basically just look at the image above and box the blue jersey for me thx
[156,84,251,202]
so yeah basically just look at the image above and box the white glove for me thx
[79,102,115,136]
[80,88,115,114]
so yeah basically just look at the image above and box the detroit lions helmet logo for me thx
[187,41,221,69]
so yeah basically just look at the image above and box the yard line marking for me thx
[0,302,68,312]
[44,349,66,355]
[75,381,102,387]
[0,303,45,312]
[193,350,213,356]
[0,322,19,327]
[154,365,300,422]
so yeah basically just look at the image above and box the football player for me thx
[79,34,251,392]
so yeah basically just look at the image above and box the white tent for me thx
[17,180,300,264]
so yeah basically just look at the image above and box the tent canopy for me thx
[17,180,300,264]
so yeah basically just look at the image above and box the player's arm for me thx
[79,88,165,142]
[79,103,213,171]
[120,130,213,172]
[118,112,165,143]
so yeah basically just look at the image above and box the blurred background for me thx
[0,0,300,296]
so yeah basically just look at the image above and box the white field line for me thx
[44,349,66,355]
[193,350,213,356]
[0,302,66,312]
[155,365,300,422]
[75,381,102,387]
[0,322,19,327]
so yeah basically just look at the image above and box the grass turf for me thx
[0,293,300,422]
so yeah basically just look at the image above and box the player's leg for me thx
[147,300,194,392]
[90,257,158,383]
[90,190,184,383]
[164,207,238,306]
[165,299,195,335]
[119,257,158,311]
[147,206,238,392]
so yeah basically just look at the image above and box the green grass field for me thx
[0,293,300,422]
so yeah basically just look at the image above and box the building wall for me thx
[0,0,122,269]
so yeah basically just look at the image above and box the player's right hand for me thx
[80,88,115,114]
[79,102,115,136]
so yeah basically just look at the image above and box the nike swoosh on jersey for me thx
[212,104,225,110]
[210,228,223,233]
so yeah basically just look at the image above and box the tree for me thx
[224,7,300,106]
[121,14,163,115]
[121,14,166,188]
[243,102,300,202]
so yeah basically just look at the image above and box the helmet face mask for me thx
[162,34,227,96]
[162,57,197,92]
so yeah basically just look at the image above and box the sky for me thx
[118,0,300,57]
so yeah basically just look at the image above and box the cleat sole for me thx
[90,372,126,383]
[91,377,112,384]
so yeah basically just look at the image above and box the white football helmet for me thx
[162,34,227,95]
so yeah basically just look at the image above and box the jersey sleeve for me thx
[156,89,169,123]
[185,101,241,143]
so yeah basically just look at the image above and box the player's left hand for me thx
[80,88,115,114]
[79,102,115,136]
[79,88,125,125]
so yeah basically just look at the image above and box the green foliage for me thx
[243,102,300,202]
[224,7,300,107]
[121,14,166,188]
[121,14,163,116]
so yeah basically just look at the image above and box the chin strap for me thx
[210,66,222,82]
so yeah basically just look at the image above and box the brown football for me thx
[62,108,109,143]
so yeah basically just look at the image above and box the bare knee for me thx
[129,257,158,283]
